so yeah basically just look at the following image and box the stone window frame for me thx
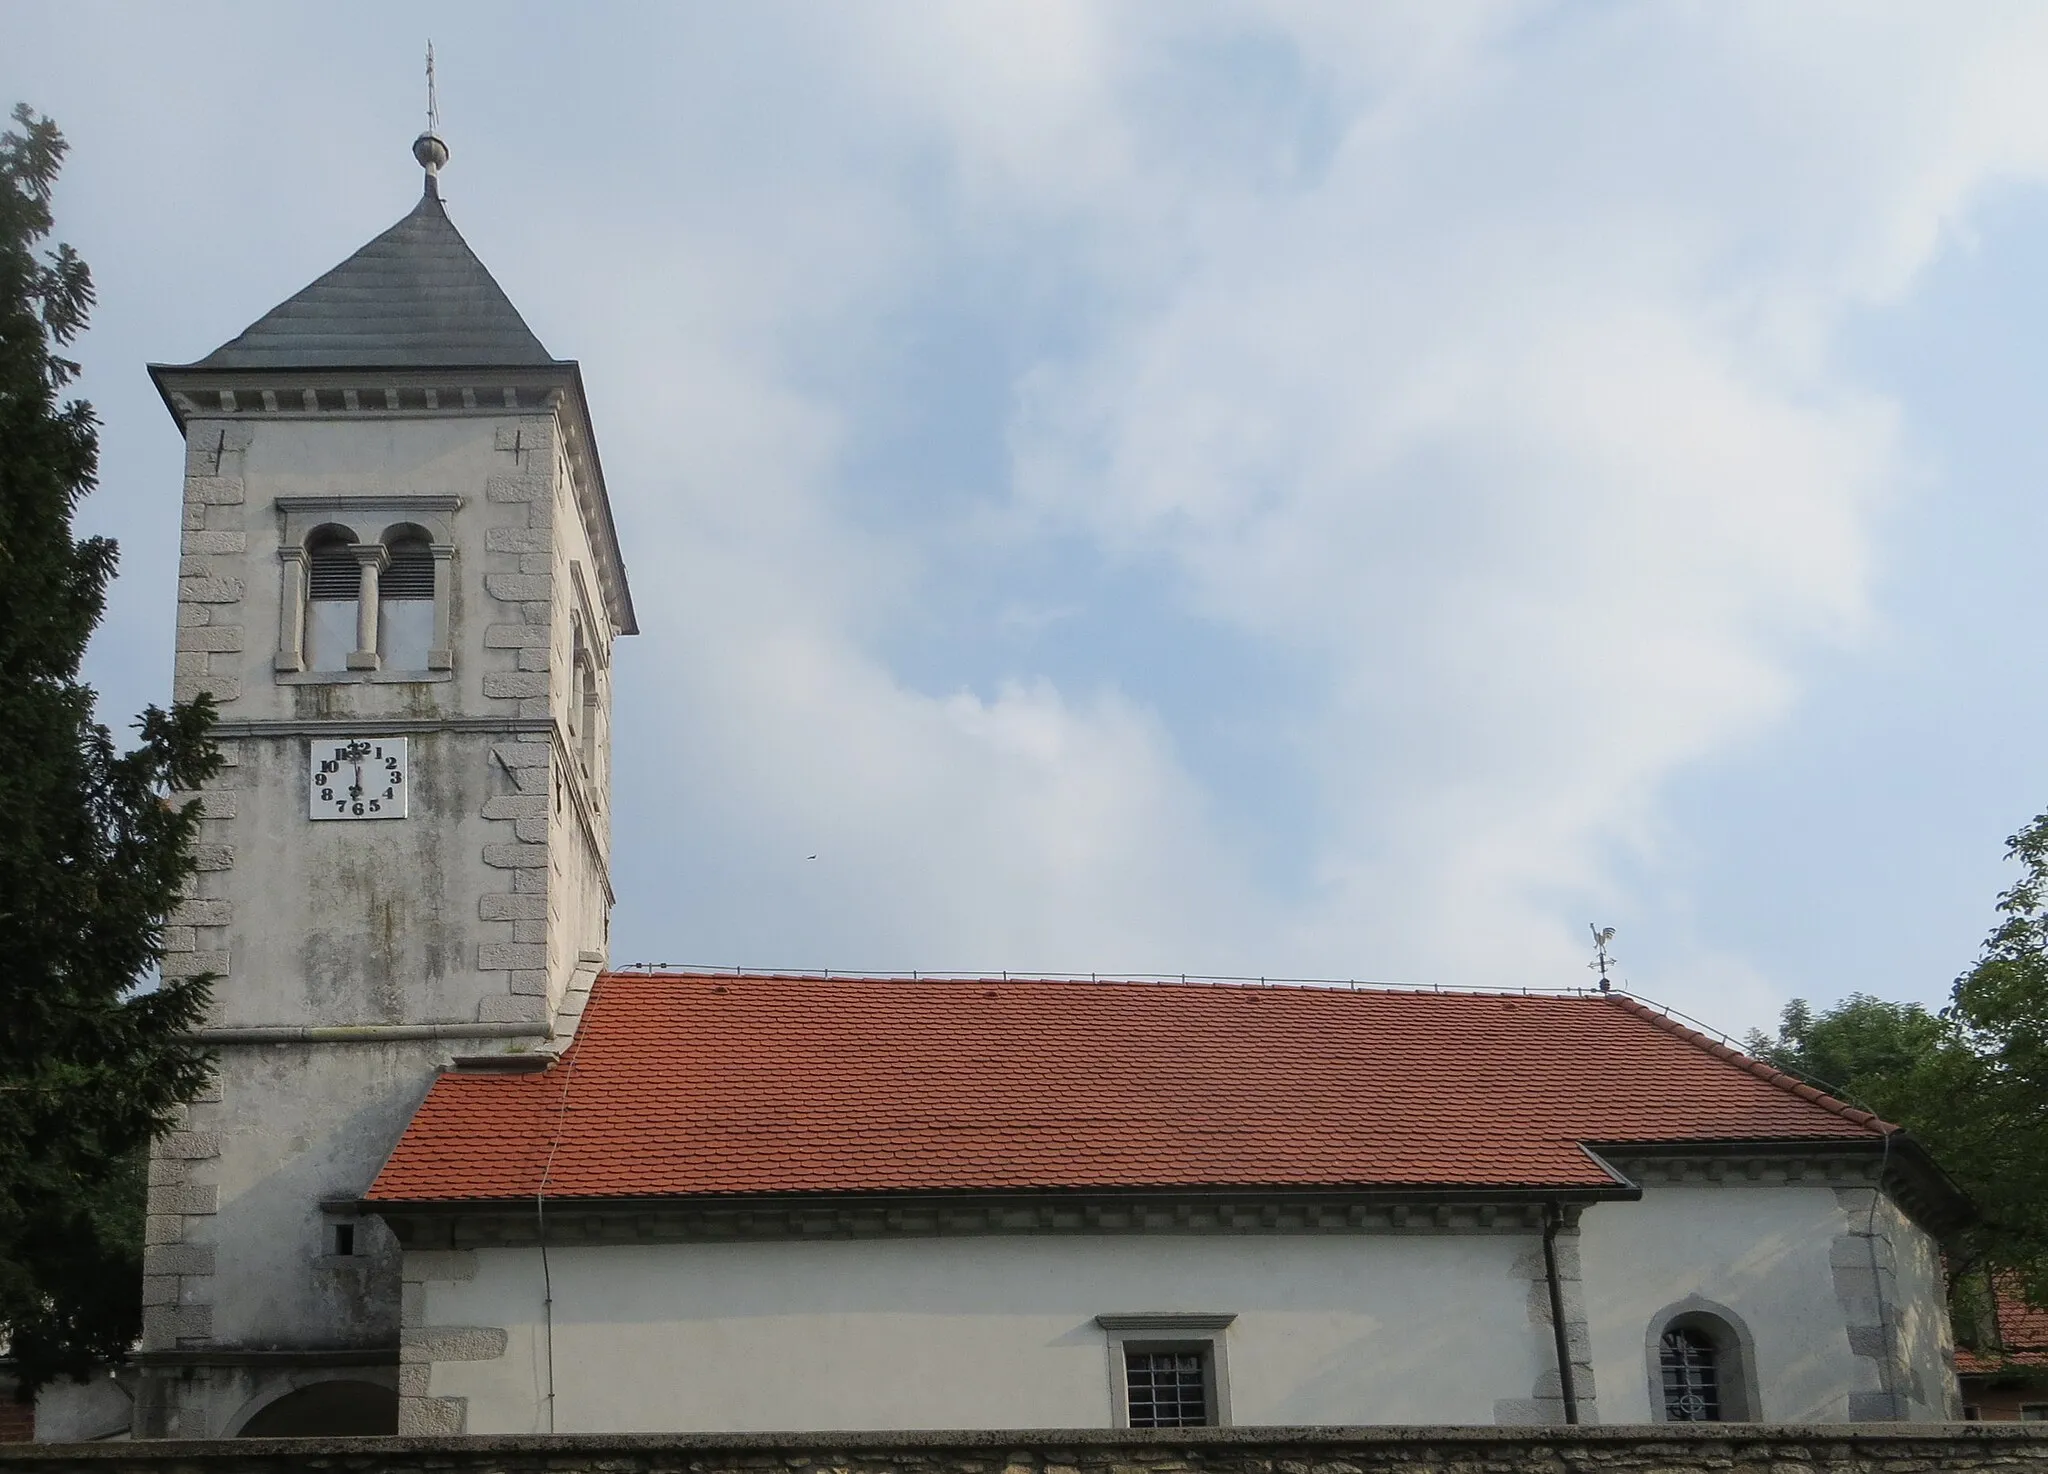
[1096,1312,1235,1429]
[1645,1297,1759,1422]
[274,495,458,682]
[567,563,609,784]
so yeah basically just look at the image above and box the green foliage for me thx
[0,104,221,1397]
[1946,809,2048,1308]
[1747,808,2048,1324]
[1743,993,1951,1109]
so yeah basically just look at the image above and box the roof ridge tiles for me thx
[1599,992,1890,1135]
[593,969,1603,1003]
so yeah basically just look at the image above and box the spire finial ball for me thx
[413,131,449,176]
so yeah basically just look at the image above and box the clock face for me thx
[309,737,409,820]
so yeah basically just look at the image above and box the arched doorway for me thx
[236,1380,397,1436]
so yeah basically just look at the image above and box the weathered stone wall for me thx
[5,1424,2048,1474]
[140,388,628,1439]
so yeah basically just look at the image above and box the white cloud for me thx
[599,3,2048,1006]
[21,2,2048,1024]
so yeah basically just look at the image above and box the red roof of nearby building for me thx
[1958,1275,2048,1374]
[366,973,1889,1205]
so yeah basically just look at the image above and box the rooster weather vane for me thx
[1589,925,1617,992]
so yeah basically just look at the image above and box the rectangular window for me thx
[333,1222,355,1256]
[2021,1404,2048,1422]
[1096,1312,1234,1429]
[1125,1348,1210,1428]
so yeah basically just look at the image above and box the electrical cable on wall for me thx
[535,1042,582,1435]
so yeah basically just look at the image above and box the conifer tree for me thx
[0,104,221,1396]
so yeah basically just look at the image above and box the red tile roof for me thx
[366,974,1889,1205]
[1958,1275,2048,1374]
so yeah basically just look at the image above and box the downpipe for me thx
[1542,1202,1581,1425]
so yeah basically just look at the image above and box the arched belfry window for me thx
[1649,1304,1755,1422]
[273,497,457,679]
[304,527,360,673]
[379,527,435,670]
[1659,1326,1721,1421]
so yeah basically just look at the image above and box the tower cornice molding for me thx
[149,362,637,638]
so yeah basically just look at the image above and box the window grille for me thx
[1660,1327,1722,1421]
[1125,1349,1209,1428]
[381,535,435,600]
[308,538,360,599]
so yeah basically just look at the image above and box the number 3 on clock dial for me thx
[307,736,410,821]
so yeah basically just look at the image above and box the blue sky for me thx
[9,2,2048,1036]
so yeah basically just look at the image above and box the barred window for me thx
[1660,1326,1722,1422]
[1125,1348,1210,1428]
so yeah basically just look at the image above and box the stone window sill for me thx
[278,668,454,686]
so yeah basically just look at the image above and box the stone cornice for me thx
[148,362,637,639]
[1591,1136,1973,1237]
[149,365,569,423]
[130,1347,397,1369]
[272,494,463,515]
[374,1184,1637,1249]
[209,716,552,739]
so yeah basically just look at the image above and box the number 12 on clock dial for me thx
[308,737,410,820]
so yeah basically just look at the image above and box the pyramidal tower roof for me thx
[152,124,639,638]
[189,177,556,372]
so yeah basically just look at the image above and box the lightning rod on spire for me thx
[412,41,450,196]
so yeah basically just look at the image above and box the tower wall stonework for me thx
[136,396,623,1438]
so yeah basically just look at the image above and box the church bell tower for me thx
[133,126,635,1437]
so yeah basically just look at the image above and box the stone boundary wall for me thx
[6,1426,2048,1474]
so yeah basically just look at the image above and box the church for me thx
[76,125,1970,1439]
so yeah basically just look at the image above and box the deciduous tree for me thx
[1748,809,2048,1312]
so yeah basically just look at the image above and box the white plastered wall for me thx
[408,1179,1959,1434]
[1872,1187,1959,1419]
[417,1233,1553,1433]
[1576,1178,1956,1422]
